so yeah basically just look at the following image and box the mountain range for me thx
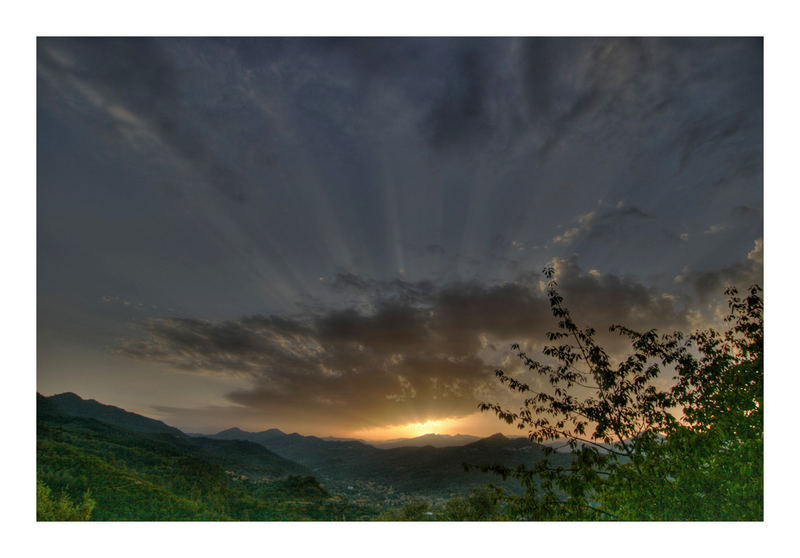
[207,425,568,496]
[38,393,310,479]
[36,393,356,520]
[369,433,482,449]
[38,392,570,501]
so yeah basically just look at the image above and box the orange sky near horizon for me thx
[350,411,523,441]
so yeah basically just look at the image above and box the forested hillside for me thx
[37,392,571,520]
[37,394,376,520]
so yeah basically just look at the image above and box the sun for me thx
[353,418,459,441]
[402,419,446,437]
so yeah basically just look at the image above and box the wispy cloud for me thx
[552,205,650,246]
[38,38,249,203]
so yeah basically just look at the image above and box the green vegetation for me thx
[36,275,762,521]
[37,480,95,521]
[37,408,378,521]
[478,268,763,520]
[212,427,571,499]
[376,486,507,521]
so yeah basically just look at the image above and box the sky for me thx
[37,37,763,439]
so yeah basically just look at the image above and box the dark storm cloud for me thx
[545,257,690,331]
[118,259,703,430]
[675,238,763,301]
[38,37,247,203]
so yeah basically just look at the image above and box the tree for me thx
[37,480,95,521]
[377,498,432,521]
[479,267,762,520]
[441,486,504,521]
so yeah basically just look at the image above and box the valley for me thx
[37,392,567,520]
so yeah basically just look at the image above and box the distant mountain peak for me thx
[50,391,84,401]
[263,428,286,436]
[370,432,481,449]
[212,426,288,442]
[465,432,514,448]
[217,426,249,435]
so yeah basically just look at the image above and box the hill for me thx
[37,392,570,515]
[38,393,315,479]
[210,428,570,497]
[37,393,374,520]
[39,392,185,437]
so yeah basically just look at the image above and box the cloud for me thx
[748,238,763,265]
[552,205,651,246]
[425,244,446,256]
[518,38,671,157]
[38,38,249,203]
[423,43,497,151]
[732,205,761,218]
[511,37,763,170]
[544,256,691,334]
[118,259,700,431]
[552,226,582,246]
[674,238,763,301]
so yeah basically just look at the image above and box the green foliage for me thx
[280,475,329,499]
[480,268,763,520]
[440,486,504,521]
[377,498,432,521]
[37,480,95,521]
[37,413,378,521]
[375,487,508,521]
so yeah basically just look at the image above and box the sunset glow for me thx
[38,37,762,438]
[33,33,765,526]
[352,412,522,441]
[355,418,461,441]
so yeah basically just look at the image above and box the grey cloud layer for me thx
[38,38,249,203]
[117,254,758,431]
[38,38,763,432]
[675,238,763,301]
[38,37,762,300]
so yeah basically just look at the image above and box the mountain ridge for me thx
[370,433,482,449]
[37,392,310,479]
[39,392,185,437]
[39,392,571,498]
[206,425,569,496]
